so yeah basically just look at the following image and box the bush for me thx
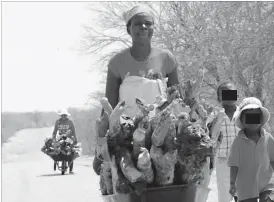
[68,107,101,155]
[1,111,58,144]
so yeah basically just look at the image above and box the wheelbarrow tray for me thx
[102,184,210,202]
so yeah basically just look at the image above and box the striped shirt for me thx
[217,109,240,158]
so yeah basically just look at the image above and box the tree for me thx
[80,1,274,132]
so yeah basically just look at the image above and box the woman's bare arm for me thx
[167,68,179,87]
[101,68,122,116]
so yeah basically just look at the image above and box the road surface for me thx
[2,127,218,202]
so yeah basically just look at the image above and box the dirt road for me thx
[1,127,217,202]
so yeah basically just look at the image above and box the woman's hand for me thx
[229,183,237,197]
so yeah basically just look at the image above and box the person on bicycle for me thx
[52,109,77,173]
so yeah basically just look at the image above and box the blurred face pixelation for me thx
[60,114,67,120]
[219,84,238,106]
[128,14,154,43]
[240,108,262,130]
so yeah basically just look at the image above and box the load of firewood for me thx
[95,69,222,195]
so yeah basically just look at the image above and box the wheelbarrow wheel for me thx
[61,160,66,175]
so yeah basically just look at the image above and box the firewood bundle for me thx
[96,69,222,195]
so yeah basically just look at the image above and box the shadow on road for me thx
[36,173,64,177]
[37,172,77,177]
[78,164,92,167]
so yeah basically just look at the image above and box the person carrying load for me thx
[52,109,77,145]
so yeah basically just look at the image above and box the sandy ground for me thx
[1,127,218,202]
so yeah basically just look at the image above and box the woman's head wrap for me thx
[122,4,154,26]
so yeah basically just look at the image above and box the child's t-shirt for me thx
[227,128,274,201]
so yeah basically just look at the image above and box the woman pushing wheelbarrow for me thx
[92,4,221,202]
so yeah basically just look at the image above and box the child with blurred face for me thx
[217,82,238,118]
[228,97,274,202]
[212,82,240,202]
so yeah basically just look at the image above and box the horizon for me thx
[1,105,100,114]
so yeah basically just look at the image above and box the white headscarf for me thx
[123,4,154,25]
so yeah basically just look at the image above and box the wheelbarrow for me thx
[102,184,210,202]
[50,153,74,175]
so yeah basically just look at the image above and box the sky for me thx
[2,2,105,112]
